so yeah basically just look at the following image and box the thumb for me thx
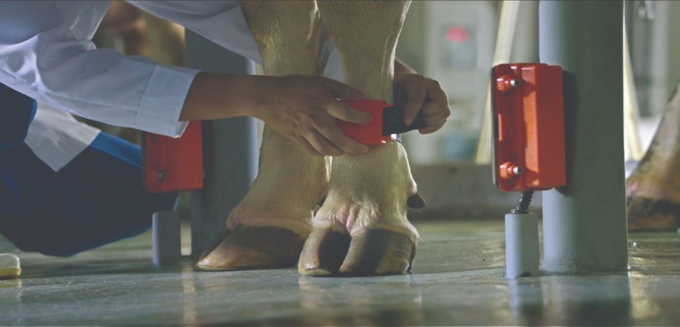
[321,77,365,100]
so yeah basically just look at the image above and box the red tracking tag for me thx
[337,100,397,145]
[491,63,566,192]
[143,121,204,193]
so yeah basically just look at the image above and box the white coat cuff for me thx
[136,65,200,137]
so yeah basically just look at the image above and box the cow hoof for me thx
[627,196,680,232]
[298,228,415,276]
[197,226,305,271]
[297,228,351,276]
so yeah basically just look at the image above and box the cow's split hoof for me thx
[297,228,351,276]
[298,228,415,277]
[627,196,680,232]
[339,229,416,276]
[196,226,305,271]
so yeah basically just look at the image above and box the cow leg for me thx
[627,84,680,231]
[197,1,328,270]
[298,1,424,276]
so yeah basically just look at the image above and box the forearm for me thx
[0,49,198,137]
[180,72,261,121]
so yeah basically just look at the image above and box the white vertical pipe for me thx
[475,0,522,164]
[152,211,181,267]
[540,1,628,273]
[506,213,540,278]
[186,31,259,256]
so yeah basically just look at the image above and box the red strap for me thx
[336,100,396,145]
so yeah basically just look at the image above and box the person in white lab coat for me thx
[0,1,450,256]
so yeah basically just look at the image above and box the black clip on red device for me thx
[337,100,425,145]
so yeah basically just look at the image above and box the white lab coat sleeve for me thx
[126,1,262,64]
[0,1,198,137]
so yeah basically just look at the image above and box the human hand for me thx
[393,73,451,134]
[253,75,373,156]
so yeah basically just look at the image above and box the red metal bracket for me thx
[492,63,566,192]
[143,121,204,193]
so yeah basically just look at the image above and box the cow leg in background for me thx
[197,1,329,270]
[627,84,680,231]
[299,1,425,276]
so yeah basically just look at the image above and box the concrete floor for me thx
[1,221,679,326]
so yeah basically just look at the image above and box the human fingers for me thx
[319,77,365,100]
[402,76,427,126]
[294,135,326,157]
[323,101,373,124]
[304,129,344,156]
[313,120,370,154]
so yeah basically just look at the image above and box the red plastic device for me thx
[491,63,566,192]
[336,100,397,145]
[143,121,204,193]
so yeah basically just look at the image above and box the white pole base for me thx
[152,211,182,267]
[505,212,540,278]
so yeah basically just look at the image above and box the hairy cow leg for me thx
[298,1,425,276]
[197,1,329,270]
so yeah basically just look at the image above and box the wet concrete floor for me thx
[1,221,679,326]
